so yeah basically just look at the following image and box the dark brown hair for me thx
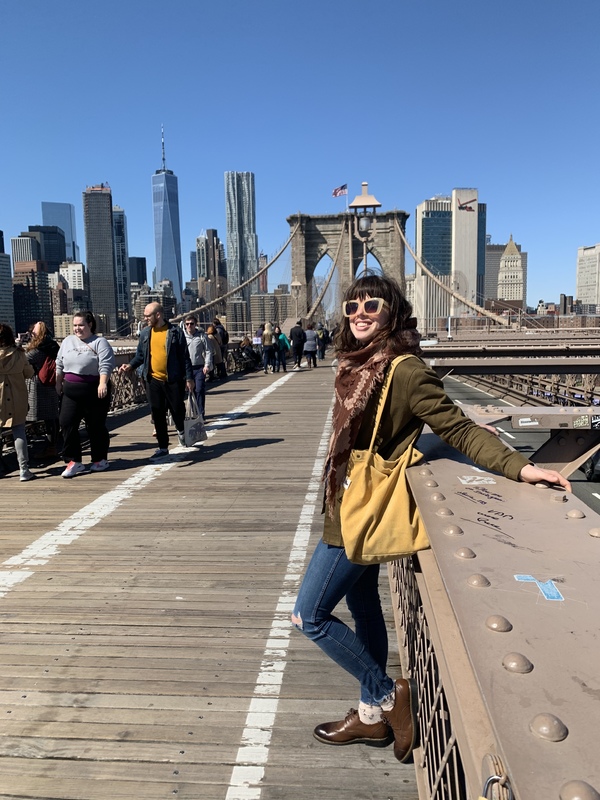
[0,323,16,348]
[334,273,421,356]
[73,310,97,334]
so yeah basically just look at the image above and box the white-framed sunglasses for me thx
[342,297,389,317]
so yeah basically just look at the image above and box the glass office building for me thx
[152,164,183,303]
[83,184,118,333]
[41,202,80,262]
[112,206,130,323]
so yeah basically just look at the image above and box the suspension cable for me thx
[394,218,510,327]
[170,220,301,323]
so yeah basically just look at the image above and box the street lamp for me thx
[291,280,302,320]
[348,182,381,274]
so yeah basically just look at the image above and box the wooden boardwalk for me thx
[0,360,419,800]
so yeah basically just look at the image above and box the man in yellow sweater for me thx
[121,303,194,459]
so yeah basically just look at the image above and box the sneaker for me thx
[177,430,186,447]
[293,365,300,370]
[20,468,35,482]
[61,461,86,478]
[90,459,109,472]
[149,448,169,461]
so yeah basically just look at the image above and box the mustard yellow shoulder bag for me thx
[340,355,430,565]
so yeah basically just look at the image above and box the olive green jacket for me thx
[323,355,530,547]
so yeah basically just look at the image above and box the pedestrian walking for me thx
[25,321,60,459]
[261,322,276,373]
[291,273,570,763]
[183,315,214,418]
[120,303,194,460]
[0,323,35,481]
[55,312,116,477]
[273,325,290,372]
[304,323,318,369]
[316,322,329,360]
[289,320,306,370]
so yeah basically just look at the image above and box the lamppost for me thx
[291,280,301,320]
[348,182,381,275]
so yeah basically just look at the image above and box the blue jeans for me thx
[292,539,394,705]
[192,367,207,418]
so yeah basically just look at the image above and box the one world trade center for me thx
[152,128,183,303]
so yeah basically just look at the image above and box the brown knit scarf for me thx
[324,340,396,519]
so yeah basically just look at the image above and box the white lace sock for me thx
[358,701,385,725]
[379,687,396,712]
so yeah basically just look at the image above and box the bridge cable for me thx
[170,220,301,324]
[394,218,510,328]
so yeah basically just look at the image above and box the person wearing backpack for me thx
[25,321,60,460]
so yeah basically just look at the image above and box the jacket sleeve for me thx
[179,330,193,380]
[403,360,530,482]
[128,334,146,370]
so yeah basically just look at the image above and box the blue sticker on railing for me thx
[514,574,564,601]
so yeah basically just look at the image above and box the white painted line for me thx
[0,373,296,593]
[225,402,333,800]
[446,375,516,406]
[496,426,516,440]
[592,493,600,501]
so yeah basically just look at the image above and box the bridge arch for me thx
[286,210,409,316]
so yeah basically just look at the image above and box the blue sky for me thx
[2,0,599,307]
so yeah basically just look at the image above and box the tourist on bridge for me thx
[303,323,318,369]
[291,273,570,764]
[206,324,227,380]
[289,319,306,370]
[0,323,35,481]
[183,315,213,419]
[272,325,290,373]
[316,322,329,360]
[55,312,116,477]
[25,321,60,460]
[121,303,194,461]
[261,322,276,374]
[212,317,229,367]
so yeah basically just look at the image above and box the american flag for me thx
[332,184,348,198]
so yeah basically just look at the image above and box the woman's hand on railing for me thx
[519,464,571,492]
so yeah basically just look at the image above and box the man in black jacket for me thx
[121,303,194,459]
[289,320,306,370]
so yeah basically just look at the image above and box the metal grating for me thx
[389,558,467,800]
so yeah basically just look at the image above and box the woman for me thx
[261,322,276,374]
[55,311,116,478]
[206,324,225,380]
[291,274,570,763]
[0,324,35,481]
[304,323,318,369]
[25,321,60,459]
[272,325,290,373]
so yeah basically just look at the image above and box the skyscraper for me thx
[112,205,130,323]
[83,183,118,332]
[27,226,66,273]
[152,129,183,303]
[129,257,147,285]
[0,232,15,331]
[485,238,527,305]
[497,236,525,308]
[41,202,80,261]
[576,244,600,307]
[414,189,486,325]
[224,171,258,305]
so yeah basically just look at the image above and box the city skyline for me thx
[2,1,600,307]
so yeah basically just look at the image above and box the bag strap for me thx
[366,354,415,453]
